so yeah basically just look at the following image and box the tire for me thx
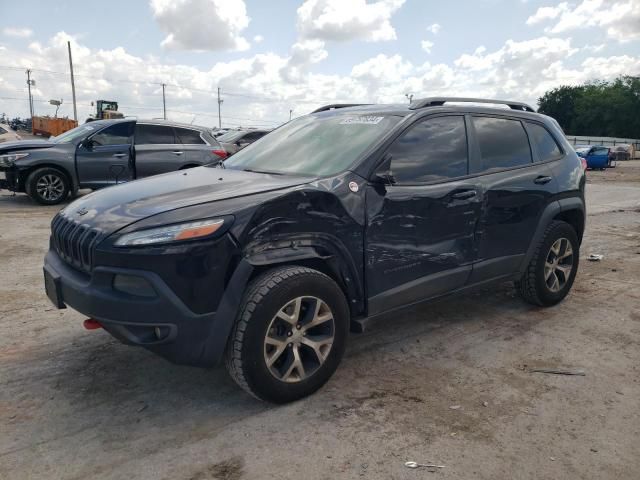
[225,266,350,403]
[25,167,70,205]
[517,220,579,307]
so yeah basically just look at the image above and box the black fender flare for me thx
[244,234,364,311]
[518,198,585,274]
[202,234,364,365]
[518,200,561,274]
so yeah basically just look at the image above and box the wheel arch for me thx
[19,163,74,191]
[245,241,364,319]
[518,198,585,275]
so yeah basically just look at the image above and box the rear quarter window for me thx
[527,123,562,161]
[175,127,205,144]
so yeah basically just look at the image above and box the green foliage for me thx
[538,76,640,138]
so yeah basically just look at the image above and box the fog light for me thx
[113,274,156,297]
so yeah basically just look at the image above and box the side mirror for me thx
[372,153,396,185]
[82,139,95,150]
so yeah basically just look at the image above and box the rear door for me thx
[365,115,482,315]
[467,115,558,283]
[133,124,185,177]
[174,127,215,165]
[75,121,134,188]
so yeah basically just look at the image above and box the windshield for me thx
[50,124,100,144]
[222,113,401,176]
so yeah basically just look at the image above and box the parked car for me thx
[575,145,615,170]
[0,119,227,204]
[0,122,21,143]
[43,97,585,403]
[218,129,272,155]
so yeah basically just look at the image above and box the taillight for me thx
[213,149,227,159]
[580,158,587,170]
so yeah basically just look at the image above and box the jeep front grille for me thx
[51,214,102,272]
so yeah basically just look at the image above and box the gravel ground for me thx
[1,163,639,479]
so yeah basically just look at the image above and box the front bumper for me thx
[44,250,228,366]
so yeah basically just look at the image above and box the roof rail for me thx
[409,97,536,112]
[311,103,372,113]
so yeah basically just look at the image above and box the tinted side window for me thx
[592,147,608,156]
[473,117,531,173]
[135,124,175,145]
[91,123,132,146]
[389,116,468,183]
[175,127,205,144]
[243,131,266,142]
[528,123,561,161]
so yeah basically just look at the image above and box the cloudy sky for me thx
[1,0,639,128]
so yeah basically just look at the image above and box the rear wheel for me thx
[25,167,70,205]
[225,266,349,403]
[517,220,579,306]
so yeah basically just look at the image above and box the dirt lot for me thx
[1,162,639,479]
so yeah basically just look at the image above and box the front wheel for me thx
[25,167,70,205]
[517,220,579,306]
[225,266,350,403]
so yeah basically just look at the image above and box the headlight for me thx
[0,152,29,166]
[114,219,226,247]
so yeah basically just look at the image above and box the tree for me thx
[538,76,640,138]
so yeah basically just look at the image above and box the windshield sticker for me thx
[340,116,384,125]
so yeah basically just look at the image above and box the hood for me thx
[0,139,55,152]
[60,166,314,234]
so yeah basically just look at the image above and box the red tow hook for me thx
[83,318,103,330]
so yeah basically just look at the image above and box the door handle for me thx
[112,153,127,158]
[172,151,184,155]
[452,190,477,200]
[534,175,552,185]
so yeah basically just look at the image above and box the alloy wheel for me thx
[544,237,574,293]
[263,296,335,383]
[36,174,65,202]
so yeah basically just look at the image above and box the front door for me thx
[365,115,481,316]
[587,146,609,169]
[76,121,134,189]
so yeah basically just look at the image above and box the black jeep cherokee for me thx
[43,97,586,403]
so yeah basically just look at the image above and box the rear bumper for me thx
[44,250,224,366]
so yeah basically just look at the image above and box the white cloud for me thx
[426,23,441,34]
[421,40,434,53]
[150,0,250,51]
[3,27,33,38]
[0,31,638,126]
[296,0,405,42]
[253,35,264,43]
[526,3,569,24]
[527,0,640,42]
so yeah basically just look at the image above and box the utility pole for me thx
[26,69,34,119]
[217,87,223,128]
[162,83,167,120]
[67,41,78,123]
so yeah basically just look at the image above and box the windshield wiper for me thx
[242,168,285,175]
